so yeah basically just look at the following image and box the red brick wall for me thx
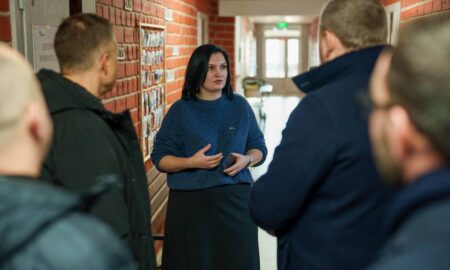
[0,0,11,43]
[383,0,450,21]
[209,0,235,85]
[96,0,236,171]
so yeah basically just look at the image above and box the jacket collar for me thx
[37,69,105,114]
[292,45,386,93]
[386,166,450,234]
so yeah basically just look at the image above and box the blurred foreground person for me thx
[367,15,450,270]
[0,43,136,269]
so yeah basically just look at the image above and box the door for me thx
[262,27,301,96]
[10,0,94,72]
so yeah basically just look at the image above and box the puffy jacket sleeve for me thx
[249,95,336,231]
[9,213,137,270]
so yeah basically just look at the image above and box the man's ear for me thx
[25,102,43,144]
[99,52,110,76]
[26,101,51,147]
[320,31,341,62]
[387,106,415,162]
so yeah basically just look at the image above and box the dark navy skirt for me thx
[162,184,260,270]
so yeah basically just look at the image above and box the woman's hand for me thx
[222,153,251,176]
[188,144,223,169]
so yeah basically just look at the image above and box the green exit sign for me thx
[277,22,288,29]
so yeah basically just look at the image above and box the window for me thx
[265,39,285,78]
[263,27,301,79]
[287,39,299,77]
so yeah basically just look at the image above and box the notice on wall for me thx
[32,24,59,72]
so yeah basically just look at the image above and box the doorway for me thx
[258,25,302,96]
[9,0,94,72]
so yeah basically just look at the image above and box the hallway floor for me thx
[248,95,301,270]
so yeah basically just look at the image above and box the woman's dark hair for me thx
[182,44,233,100]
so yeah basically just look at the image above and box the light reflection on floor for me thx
[247,95,301,270]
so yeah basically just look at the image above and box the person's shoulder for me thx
[295,93,327,112]
[230,93,251,108]
[52,107,96,120]
[232,93,248,102]
[169,98,191,111]
[52,108,109,135]
[31,212,136,269]
[399,199,450,238]
[0,176,77,205]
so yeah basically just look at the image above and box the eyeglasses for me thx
[356,90,395,119]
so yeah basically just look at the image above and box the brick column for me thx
[0,0,11,43]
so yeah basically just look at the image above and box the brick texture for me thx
[0,0,8,12]
[0,0,11,43]
[0,16,11,42]
[97,0,236,158]
[384,0,449,21]
[208,0,236,86]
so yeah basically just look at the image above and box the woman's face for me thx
[200,52,227,96]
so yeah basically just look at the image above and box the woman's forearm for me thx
[158,155,193,173]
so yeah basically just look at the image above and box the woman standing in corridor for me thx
[151,44,267,270]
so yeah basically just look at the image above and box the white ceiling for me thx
[249,15,316,24]
[219,0,327,17]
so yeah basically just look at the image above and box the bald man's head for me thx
[0,43,52,154]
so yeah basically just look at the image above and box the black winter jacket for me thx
[37,69,156,270]
[0,175,136,269]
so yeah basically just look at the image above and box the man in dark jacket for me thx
[250,1,394,269]
[37,14,156,269]
[0,43,136,269]
[366,15,450,270]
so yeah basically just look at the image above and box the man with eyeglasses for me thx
[366,15,450,270]
[250,0,394,269]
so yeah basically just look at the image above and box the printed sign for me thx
[32,24,59,72]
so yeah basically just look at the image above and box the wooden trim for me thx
[150,183,169,216]
[146,166,160,184]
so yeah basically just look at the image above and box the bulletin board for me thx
[139,23,166,161]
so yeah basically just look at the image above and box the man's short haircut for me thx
[320,0,387,49]
[388,15,450,161]
[54,13,114,72]
[0,44,40,148]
